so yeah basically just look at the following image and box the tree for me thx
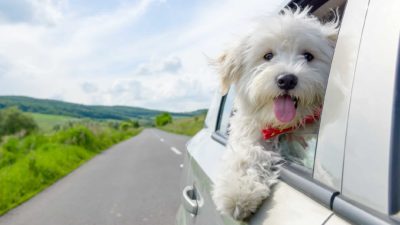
[0,107,38,137]
[155,113,172,126]
[128,119,140,128]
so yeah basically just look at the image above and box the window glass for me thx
[277,0,347,173]
[216,86,318,172]
[279,131,318,171]
[217,88,235,136]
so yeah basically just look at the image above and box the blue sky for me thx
[0,0,285,111]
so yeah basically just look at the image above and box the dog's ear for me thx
[322,9,340,46]
[319,24,339,49]
[214,46,244,95]
[324,27,338,42]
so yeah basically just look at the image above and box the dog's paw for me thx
[213,176,271,220]
[232,203,253,220]
[214,187,269,220]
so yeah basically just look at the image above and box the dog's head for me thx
[216,7,339,128]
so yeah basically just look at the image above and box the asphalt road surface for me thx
[0,129,190,225]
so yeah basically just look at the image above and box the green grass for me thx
[28,113,79,132]
[0,144,94,213]
[157,115,206,136]
[0,124,142,216]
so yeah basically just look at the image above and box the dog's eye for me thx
[303,52,314,62]
[263,52,274,61]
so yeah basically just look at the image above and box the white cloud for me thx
[81,82,98,93]
[104,76,211,112]
[135,56,182,75]
[110,79,143,100]
[31,0,66,25]
[159,57,182,74]
[0,0,288,111]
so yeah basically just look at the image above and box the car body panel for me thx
[313,0,370,190]
[341,0,400,213]
[177,128,244,225]
[177,150,196,225]
[248,182,332,225]
[188,129,224,183]
[325,215,351,225]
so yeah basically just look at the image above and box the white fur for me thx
[212,7,338,220]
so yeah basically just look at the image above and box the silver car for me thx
[176,0,400,224]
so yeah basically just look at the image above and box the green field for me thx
[0,109,142,216]
[28,113,80,132]
[158,114,206,136]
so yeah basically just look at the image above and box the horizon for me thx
[0,0,281,112]
[0,95,207,114]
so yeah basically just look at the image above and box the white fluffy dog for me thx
[212,7,339,220]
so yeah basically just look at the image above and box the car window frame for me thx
[215,94,227,133]
[209,0,346,210]
[390,38,400,218]
[211,93,230,145]
[212,0,347,175]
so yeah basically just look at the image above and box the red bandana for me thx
[261,108,321,140]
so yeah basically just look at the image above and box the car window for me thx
[216,88,235,136]
[214,0,348,175]
[277,0,349,173]
[279,133,318,171]
[287,0,348,173]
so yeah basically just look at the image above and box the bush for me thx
[155,113,172,126]
[20,134,48,152]
[158,115,205,136]
[119,122,130,131]
[0,148,17,169]
[129,120,140,128]
[107,121,120,129]
[52,124,61,131]
[0,107,38,137]
[54,126,99,151]
[2,137,19,153]
[119,119,140,131]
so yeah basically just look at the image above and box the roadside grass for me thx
[0,125,142,216]
[28,113,80,132]
[157,114,205,136]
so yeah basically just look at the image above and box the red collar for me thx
[261,108,321,140]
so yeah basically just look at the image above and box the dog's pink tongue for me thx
[273,95,296,123]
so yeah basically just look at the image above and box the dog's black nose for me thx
[276,74,298,90]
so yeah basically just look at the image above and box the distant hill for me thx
[0,96,207,120]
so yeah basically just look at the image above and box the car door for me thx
[323,0,400,223]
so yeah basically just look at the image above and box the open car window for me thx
[215,0,348,175]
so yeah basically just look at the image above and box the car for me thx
[175,0,400,224]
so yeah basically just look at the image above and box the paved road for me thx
[0,129,190,225]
